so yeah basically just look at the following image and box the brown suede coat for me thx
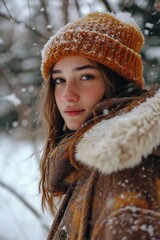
[46,86,160,240]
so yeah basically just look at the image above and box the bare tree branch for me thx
[100,0,113,12]
[62,0,69,24]
[0,13,49,39]
[0,68,17,93]
[75,0,83,17]
[27,0,32,19]
[40,0,51,26]
[0,180,49,231]
[1,0,13,20]
[0,180,41,218]
[121,0,134,11]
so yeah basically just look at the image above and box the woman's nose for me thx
[61,83,79,102]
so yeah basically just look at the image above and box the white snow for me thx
[0,132,52,240]
[46,25,53,30]
[113,12,139,27]
[40,7,45,12]
[145,22,154,29]
[140,224,154,236]
[3,93,22,106]
[145,46,160,62]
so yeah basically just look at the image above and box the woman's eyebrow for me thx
[52,69,62,74]
[73,65,97,72]
[52,65,97,75]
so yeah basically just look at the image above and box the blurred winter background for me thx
[0,0,160,239]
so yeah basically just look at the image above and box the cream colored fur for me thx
[75,89,160,174]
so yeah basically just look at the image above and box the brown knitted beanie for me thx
[41,12,145,88]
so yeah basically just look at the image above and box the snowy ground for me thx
[0,131,52,240]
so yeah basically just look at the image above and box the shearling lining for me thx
[75,89,160,174]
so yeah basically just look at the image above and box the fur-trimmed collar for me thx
[75,88,160,175]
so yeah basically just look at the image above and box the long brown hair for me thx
[39,59,141,214]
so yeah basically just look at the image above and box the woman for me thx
[40,12,160,239]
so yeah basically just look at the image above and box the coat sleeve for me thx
[90,148,160,240]
[91,206,160,240]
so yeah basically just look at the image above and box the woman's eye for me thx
[81,75,94,80]
[53,78,65,84]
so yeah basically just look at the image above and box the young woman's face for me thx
[52,56,106,130]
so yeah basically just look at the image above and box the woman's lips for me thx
[64,109,85,116]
